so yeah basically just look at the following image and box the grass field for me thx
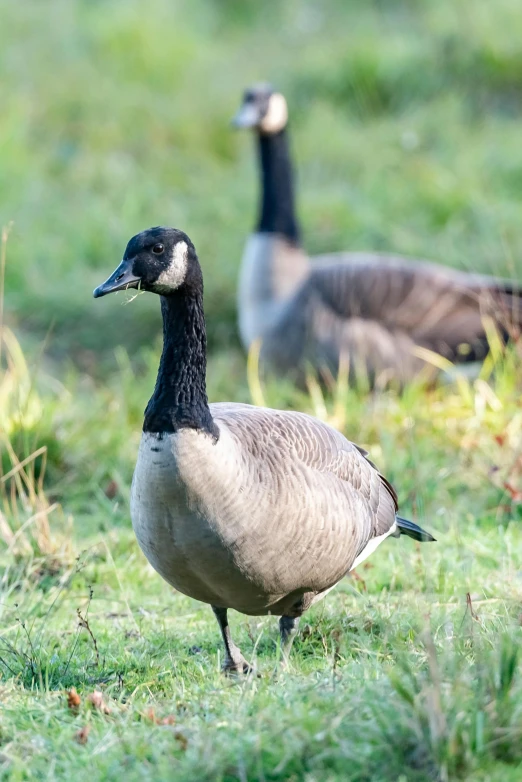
[2,0,522,779]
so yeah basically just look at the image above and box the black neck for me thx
[256,128,301,244]
[143,289,218,438]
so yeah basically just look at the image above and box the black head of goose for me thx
[94,226,435,672]
[233,85,522,388]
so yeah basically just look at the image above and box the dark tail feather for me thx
[493,280,522,299]
[396,515,436,542]
[490,281,522,330]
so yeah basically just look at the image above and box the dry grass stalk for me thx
[0,227,72,560]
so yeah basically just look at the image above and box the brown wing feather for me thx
[213,403,398,543]
[309,257,521,360]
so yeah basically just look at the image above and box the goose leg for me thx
[211,606,252,674]
[279,615,299,664]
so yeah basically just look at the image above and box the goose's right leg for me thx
[279,615,299,665]
[211,606,253,674]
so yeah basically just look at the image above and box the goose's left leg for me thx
[211,606,253,674]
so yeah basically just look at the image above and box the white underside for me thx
[349,521,397,571]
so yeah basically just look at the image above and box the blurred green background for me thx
[3,0,522,368]
[2,4,522,779]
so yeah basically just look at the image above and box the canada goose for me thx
[233,84,522,387]
[94,226,435,671]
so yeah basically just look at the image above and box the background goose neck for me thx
[143,291,218,438]
[257,127,301,245]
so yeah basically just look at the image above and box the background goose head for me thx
[232,83,288,135]
[233,83,307,350]
[93,227,201,299]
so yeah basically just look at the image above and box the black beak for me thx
[93,259,141,298]
[231,103,261,129]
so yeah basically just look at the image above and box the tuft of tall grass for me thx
[0,227,72,561]
[389,631,522,781]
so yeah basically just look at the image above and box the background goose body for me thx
[234,85,522,386]
[256,248,519,385]
[94,226,434,670]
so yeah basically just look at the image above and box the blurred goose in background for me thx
[233,83,522,387]
[93,226,435,672]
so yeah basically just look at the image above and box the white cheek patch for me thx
[260,93,288,133]
[153,241,188,293]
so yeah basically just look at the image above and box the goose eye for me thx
[152,243,164,255]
